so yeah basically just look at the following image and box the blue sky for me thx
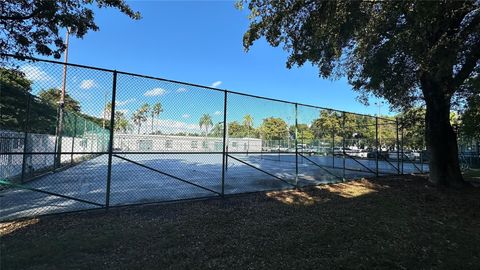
[24,1,391,134]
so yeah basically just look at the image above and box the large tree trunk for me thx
[422,78,466,188]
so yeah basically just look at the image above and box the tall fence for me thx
[1,55,430,220]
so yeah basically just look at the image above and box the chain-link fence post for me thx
[342,112,346,180]
[105,71,117,209]
[396,118,400,174]
[295,103,298,185]
[375,117,379,177]
[221,91,228,196]
[71,114,77,165]
[332,128,335,168]
[401,125,404,174]
[20,94,31,183]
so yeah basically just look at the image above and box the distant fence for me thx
[0,54,435,220]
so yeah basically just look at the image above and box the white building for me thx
[0,130,261,179]
[113,134,262,153]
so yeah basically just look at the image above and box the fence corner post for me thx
[105,70,117,209]
[375,116,379,177]
[294,103,299,187]
[21,94,32,183]
[221,90,228,197]
[396,118,400,175]
[342,112,346,181]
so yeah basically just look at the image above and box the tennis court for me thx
[0,152,427,220]
[1,55,429,221]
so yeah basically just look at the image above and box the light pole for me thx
[374,101,384,117]
[54,28,70,168]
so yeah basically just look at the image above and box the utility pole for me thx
[54,28,70,168]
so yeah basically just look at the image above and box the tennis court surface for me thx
[0,153,427,220]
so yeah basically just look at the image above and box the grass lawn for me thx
[1,175,479,270]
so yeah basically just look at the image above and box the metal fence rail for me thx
[0,55,432,221]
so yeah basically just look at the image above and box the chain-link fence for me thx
[1,55,430,220]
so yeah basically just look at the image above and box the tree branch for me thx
[452,40,480,91]
[0,8,39,21]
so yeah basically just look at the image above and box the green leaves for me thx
[1,0,140,62]
[242,1,480,110]
[260,117,289,140]
[38,88,81,113]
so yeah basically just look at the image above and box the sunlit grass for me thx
[316,179,386,198]
[0,219,39,236]
[266,189,330,205]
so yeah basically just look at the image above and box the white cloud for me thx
[144,87,167,97]
[20,65,53,81]
[176,87,187,93]
[211,81,222,88]
[182,114,190,118]
[214,111,221,116]
[80,79,97,89]
[115,98,136,106]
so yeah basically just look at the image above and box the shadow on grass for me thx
[1,175,479,270]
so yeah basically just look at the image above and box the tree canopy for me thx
[38,88,81,113]
[0,0,140,62]
[240,0,479,110]
[240,0,480,186]
[260,117,289,140]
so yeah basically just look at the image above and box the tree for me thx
[311,111,342,139]
[132,104,149,134]
[290,124,314,145]
[209,122,224,137]
[228,121,245,137]
[243,114,254,137]
[38,88,81,112]
[151,102,163,134]
[400,108,426,150]
[461,96,480,141]
[0,0,140,63]
[458,70,480,141]
[199,114,213,149]
[243,114,254,152]
[0,68,31,92]
[114,111,130,133]
[199,114,213,135]
[240,0,480,187]
[260,117,289,140]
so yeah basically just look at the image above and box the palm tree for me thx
[243,114,254,153]
[132,104,149,134]
[199,114,213,149]
[151,102,163,134]
[132,111,144,134]
[114,111,130,133]
[243,114,253,137]
[140,103,150,134]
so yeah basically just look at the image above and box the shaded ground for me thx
[464,168,480,185]
[1,175,479,270]
[1,153,426,220]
